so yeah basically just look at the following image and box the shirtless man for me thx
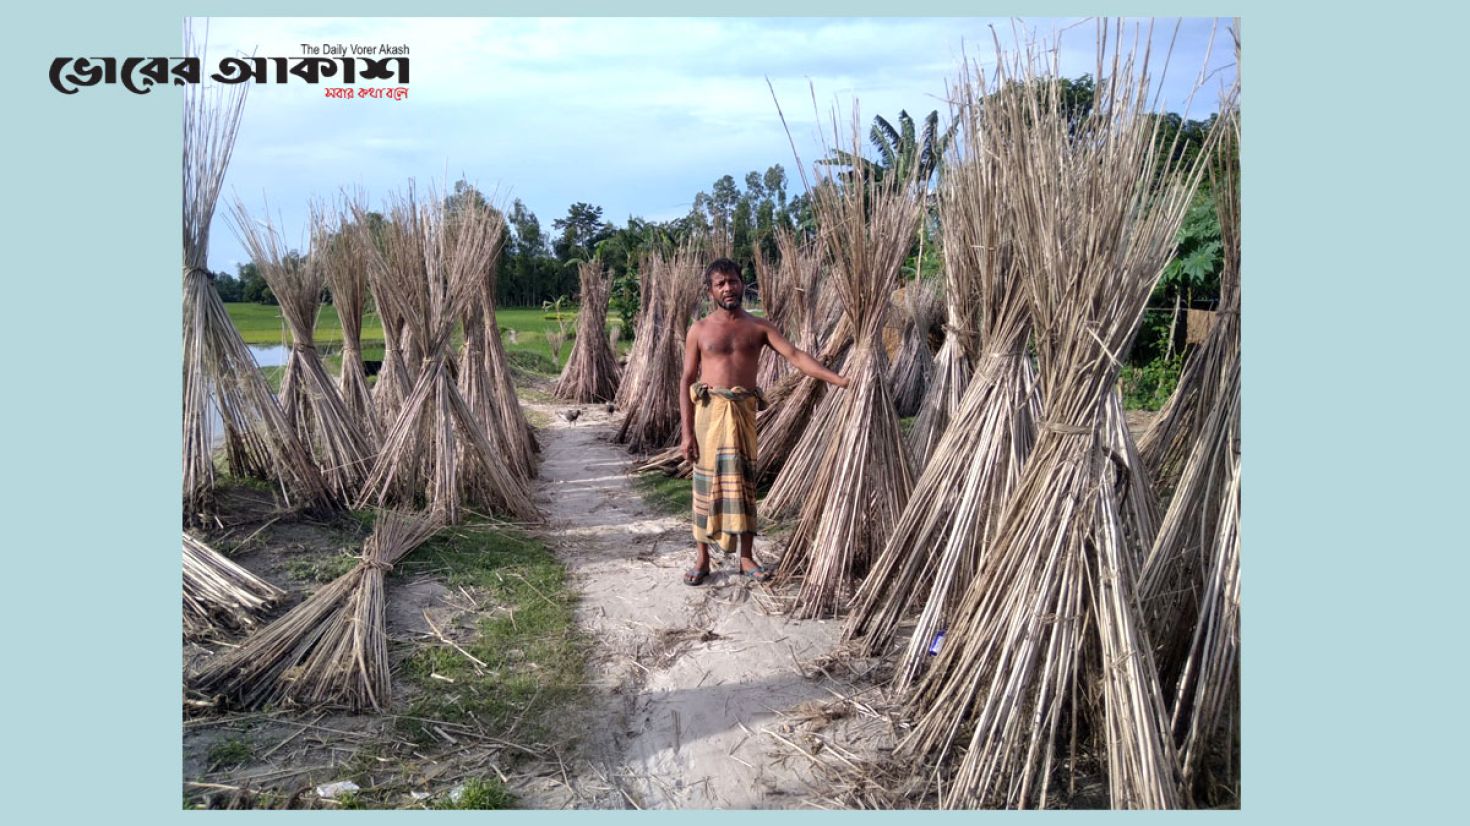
[679,257,849,585]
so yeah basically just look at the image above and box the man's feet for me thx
[683,566,710,586]
[739,557,773,582]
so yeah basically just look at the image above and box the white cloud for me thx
[199,16,1236,272]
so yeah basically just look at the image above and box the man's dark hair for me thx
[702,258,743,290]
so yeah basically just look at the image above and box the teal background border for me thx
[6,2,1467,823]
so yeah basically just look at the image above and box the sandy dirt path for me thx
[520,402,851,809]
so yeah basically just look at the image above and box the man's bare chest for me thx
[698,322,765,358]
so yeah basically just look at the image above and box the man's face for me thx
[709,271,744,311]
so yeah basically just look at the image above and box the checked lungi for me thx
[690,382,766,553]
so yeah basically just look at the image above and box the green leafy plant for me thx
[1158,196,1224,297]
[206,738,254,769]
[434,778,516,810]
[610,271,640,340]
[1120,354,1184,411]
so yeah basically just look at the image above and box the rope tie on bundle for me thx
[943,321,983,355]
[360,557,394,573]
[1041,420,1093,436]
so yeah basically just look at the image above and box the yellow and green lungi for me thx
[690,383,766,553]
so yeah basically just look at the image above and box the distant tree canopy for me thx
[220,261,274,304]
[682,164,807,283]
[820,109,958,194]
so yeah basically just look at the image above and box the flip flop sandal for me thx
[742,565,773,583]
[683,568,711,586]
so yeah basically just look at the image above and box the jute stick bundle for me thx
[456,298,503,493]
[1137,115,1243,492]
[355,188,538,524]
[1173,436,1240,800]
[317,205,379,444]
[553,260,622,403]
[754,229,821,390]
[476,241,540,482]
[613,249,664,413]
[900,29,1224,808]
[354,202,419,434]
[231,201,375,501]
[755,236,851,498]
[183,533,283,641]
[1139,97,1241,804]
[189,510,438,711]
[906,113,996,467]
[449,209,540,504]
[887,278,942,418]
[752,249,790,390]
[769,105,921,618]
[615,239,705,453]
[843,68,1040,689]
[182,36,330,521]
[775,229,826,356]
[758,316,853,511]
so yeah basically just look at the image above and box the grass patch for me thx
[496,307,623,373]
[434,778,517,810]
[391,522,586,748]
[207,738,254,769]
[259,365,284,393]
[635,471,691,516]
[226,302,385,347]
[516,385,556,404]
[225,302,599,381]
[522,407,552,429]
[505,348,558,377]
[284,552,360,584]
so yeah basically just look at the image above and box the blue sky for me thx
[200,17,1237,274]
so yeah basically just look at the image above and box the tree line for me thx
[213,74,1226,374]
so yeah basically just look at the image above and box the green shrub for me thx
[1120,354,1183,411]
[435,779,516,810]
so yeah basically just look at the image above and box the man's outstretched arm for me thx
[679,323,702,463]
[763,320,850,388]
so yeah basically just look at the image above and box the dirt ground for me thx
[514,401,880,808]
